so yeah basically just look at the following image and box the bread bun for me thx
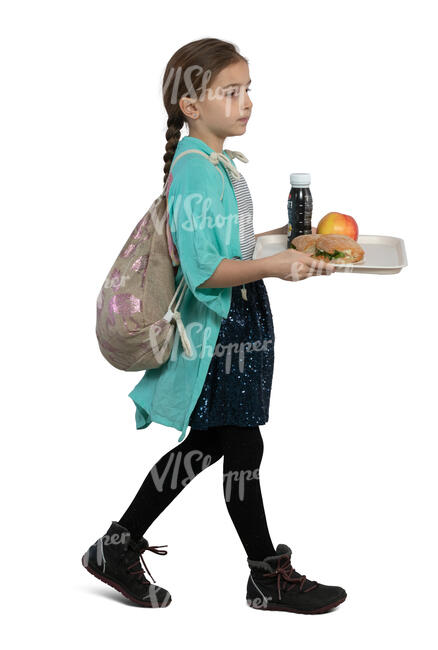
[290,234,320,255]
[290,233,364,263]
[314,235,364,263]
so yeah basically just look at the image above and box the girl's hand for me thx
[311,226,317,234]
[266,248,336,282]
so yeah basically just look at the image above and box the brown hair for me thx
[162,38,247,186]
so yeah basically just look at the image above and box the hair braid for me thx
[163,113,184,187]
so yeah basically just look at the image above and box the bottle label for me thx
[287,189,312,246]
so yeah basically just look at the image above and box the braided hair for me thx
[163,113,184,188]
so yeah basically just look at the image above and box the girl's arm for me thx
[198,228,321,289]
[254,224,317,239]
[198,257,272,289]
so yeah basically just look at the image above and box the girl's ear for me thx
[179,96,199,121]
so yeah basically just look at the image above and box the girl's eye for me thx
[226,87,252,96]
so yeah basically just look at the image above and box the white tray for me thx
[253,234,408,275]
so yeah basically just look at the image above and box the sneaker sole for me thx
[81,554,171,608]
[247,594,347,614]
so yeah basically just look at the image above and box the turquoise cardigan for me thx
[128,136,244,442]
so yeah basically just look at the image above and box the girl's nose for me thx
[242,94,252,111]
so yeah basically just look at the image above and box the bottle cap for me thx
[290,173,311,187]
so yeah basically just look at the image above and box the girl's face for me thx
[181,60,253,140]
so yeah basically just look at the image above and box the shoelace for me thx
[263,554,319,601]
[124,541,168,585]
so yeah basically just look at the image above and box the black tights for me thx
[118,425,276,561]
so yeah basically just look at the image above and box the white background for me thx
[1,0,437,648]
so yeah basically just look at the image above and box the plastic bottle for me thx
[287,173,313,248]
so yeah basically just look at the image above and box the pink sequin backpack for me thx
[95,148,244,372]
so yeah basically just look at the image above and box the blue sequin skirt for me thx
[188,279,275,429]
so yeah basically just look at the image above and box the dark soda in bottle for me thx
[287,173,313,248]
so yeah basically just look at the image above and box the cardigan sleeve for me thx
[167,157,233,318]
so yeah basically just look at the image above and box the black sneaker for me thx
[246,544,346,614]
[81,521,172,607]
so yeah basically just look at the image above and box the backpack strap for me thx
[162,148,248,201]
[163,275,193,357]
[160,146,249,357]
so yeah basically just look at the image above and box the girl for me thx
[82,38,347,614]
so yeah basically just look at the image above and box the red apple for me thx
[316,212,359,241]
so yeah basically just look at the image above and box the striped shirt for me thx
[230,172,256,260]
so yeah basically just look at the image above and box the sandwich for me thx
[290,233,365,264]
